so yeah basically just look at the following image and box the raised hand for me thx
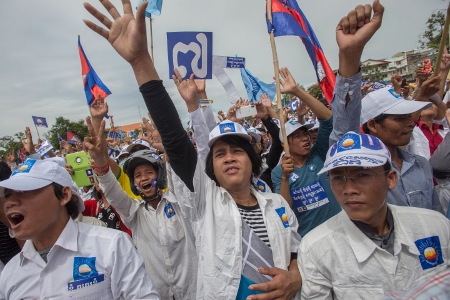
[390,74,403,92]
[84,0,149,66]
[336,0,384,52]
[22,127,36,154]
[336,0,384,77]
[90,96,109,119]
[172,69,199,112]
[226,105,243,123]
[279,67,299,95]
[253,102,268,119]
[84,117,108,169]
[260,94,273,108]
[416,76,441,101]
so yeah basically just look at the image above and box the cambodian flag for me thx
[78,36,111,106]
[267,0,335,103]
[67,130,81,145]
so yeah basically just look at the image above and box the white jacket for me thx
[298,205,450,299]
[168,159,301,299]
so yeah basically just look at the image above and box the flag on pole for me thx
[32,116,48,128]
[66,130,81,145]
[136,0,163,17]
[57,133,65,143]
[240,68,276,103]
[78,36,112,106]
[267,0,336,103]
[17,148,28,163]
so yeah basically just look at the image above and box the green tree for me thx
[306,83,323,99]
[45,117,89,149]
[0,132,25,162]
[420,10,446,49]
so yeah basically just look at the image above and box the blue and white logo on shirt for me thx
[415,236,444,270]
[219,123,236,134]
[256,180,266,192]
[73,257,98,280]
[164,202,176,219]
[275,207,289,228]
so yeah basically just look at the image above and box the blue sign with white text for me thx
[167,32,213,80]
[226,57,245,68]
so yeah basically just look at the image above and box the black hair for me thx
[362,114,389,134]
[0,161,12,182]
[205,135,262,189]
[52,183,79,219]
[383,161,392,172]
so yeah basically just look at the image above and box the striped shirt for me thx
[237,203,270,247]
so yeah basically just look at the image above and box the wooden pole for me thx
[149,14,154,62]
[34,124,41,141]
[267,0,289,155]
[434,4,450,75]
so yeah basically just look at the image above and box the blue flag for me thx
[136,0,163,17]
[32,116,48,128]
[240,68,276,103]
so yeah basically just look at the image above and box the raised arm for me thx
[330,0,384,146]
[84,0,196,191]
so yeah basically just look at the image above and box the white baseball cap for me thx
[279,119,314,142]
[306,119,320,131]
[317,132,392,175]
[0,158,72,196]
[208,120,251,147]
[247,127,262,143]
[126,139,150,153]
[361,87,431,124]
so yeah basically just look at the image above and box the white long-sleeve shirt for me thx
[98,169,197,300]
[298,205,450,299]
[0,218,159,300]
[168,159,302,299]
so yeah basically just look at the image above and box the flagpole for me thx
[149,14,154,62]
[34,124,41,141]
[267,0,289,155]
[434,4,450,75]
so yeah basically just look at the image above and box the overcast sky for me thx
[0,0,446,139]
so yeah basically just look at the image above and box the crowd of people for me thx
[0,0,450,299]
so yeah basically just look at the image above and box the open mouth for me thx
[8,213,24,227]
[141,182,153,192]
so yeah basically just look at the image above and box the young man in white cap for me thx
[0,158,159,299]
[298,132,450,299]
[359,86,444,213]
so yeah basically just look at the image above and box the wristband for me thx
[94,161,110,175]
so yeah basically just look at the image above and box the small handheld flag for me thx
[240,68,276,103]
[32,116,48,128]
[78,36,112,106]
[67,130,81,145]
[267,0,336,103]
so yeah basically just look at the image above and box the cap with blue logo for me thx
[361,87,431,124]
[247,127,261,143]
[0,158,79,204]
[279,119,314,142]
[126,139,151,153]
[317,132,392,175]
[208,120,251,147]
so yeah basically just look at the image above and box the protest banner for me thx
[212,56,244,103]
[36,140,54,156]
